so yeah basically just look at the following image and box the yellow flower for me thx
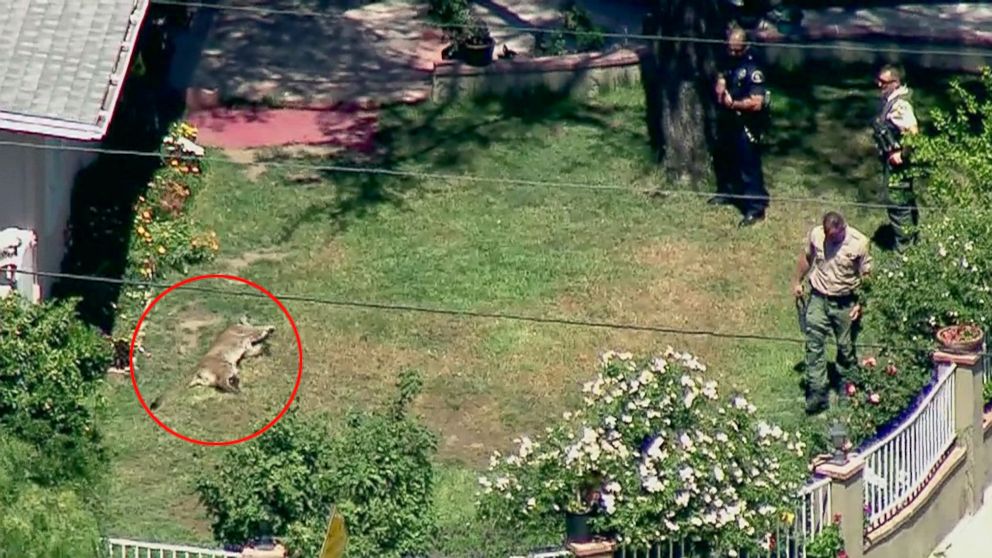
[157,246,166,254]
[781,511,795,526]
[136,226,146,235]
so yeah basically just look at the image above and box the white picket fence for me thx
[106,538,240,558]
[859,362,957,531]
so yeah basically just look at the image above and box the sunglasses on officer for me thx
[876,74,898,88]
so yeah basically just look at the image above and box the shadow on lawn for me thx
[266,57,970,245]
[267,87,645,243]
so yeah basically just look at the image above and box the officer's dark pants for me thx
[713,117,738,197]
[804,290,858,404]
[735,128,769,216]
[883,163,919,252]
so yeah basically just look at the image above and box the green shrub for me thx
[0,434,104,558]
[0,295,110,482]
[562,2,606,52]
[804,513,845,558]
[903,66,992,207]
[427,0,470,26]
[196,371,438,558]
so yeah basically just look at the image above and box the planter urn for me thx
[936,323,984,354]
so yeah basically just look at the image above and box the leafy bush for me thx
[561,2,605,52]
[196,371,439,558]
[903,67,992,207]
[478,349,809,554]
[0,435,104,558]
[804,514,846,558]
[0,295,110,482]
[427,0,470,26]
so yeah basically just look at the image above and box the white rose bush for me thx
[477,349,810,554]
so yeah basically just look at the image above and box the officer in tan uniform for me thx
[792,211,873,415]
[872,64,920,252]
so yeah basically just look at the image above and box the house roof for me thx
[0,0,150,141]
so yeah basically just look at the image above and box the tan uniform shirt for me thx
[804,225,872,297]
[885,85,919,134]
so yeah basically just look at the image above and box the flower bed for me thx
[477,349,809,555]
[116,122,219,326]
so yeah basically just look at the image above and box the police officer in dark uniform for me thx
[711,27,772,227]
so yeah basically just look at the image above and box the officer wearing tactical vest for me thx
[793,211,873,415]
[871,64,919,252]
[711,27,772,228]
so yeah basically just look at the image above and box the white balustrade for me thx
[860,362,957,530]
[106,537,241,558]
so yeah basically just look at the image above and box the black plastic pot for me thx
[565,512,592,544]
[459,37,496,67]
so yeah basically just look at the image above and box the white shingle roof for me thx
[0,0,150,140]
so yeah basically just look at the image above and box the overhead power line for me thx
[0,138,976,214]
[149,0,992,58]
[14,269,985,358]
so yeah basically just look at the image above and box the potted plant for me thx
[453,16,495,67]
[936,322,984,354]
[805,514,846,558]
[565,473,604,543]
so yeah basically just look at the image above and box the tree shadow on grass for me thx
[267,86,641,243]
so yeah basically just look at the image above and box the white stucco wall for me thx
[0,129,97,300]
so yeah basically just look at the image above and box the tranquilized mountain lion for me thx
[149,315,276,410]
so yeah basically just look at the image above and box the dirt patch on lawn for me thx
[225,145,349,182]
[215,247,292,273]
[223,148,267,181]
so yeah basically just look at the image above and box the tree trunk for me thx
[643,0,729,187]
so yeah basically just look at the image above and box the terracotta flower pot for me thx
[936,324,984,354]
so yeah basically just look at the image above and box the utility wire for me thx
[0,138,975,214]
[149,0,992,59]
[13,269,985,358]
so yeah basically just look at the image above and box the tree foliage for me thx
[0,435,104,558]
[903,67,992,207]
[0,294,111,482]
[196,370,438,558]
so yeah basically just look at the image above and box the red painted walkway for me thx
[187,105,380,152]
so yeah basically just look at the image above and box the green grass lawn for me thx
[97,68,961,552]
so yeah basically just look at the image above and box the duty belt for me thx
[811,289,856,303]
